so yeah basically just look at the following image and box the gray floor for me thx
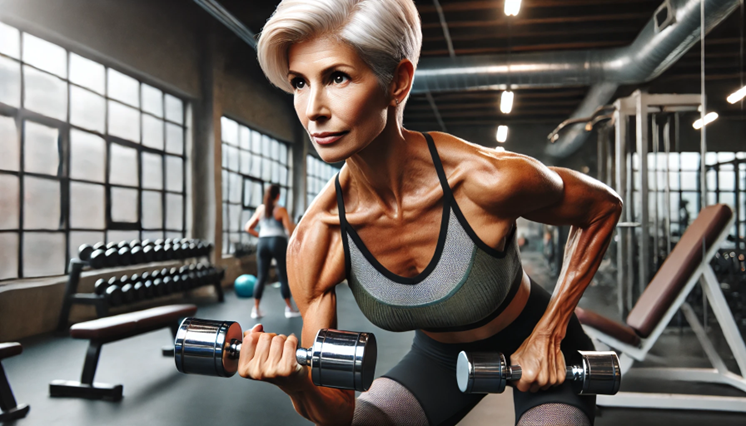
[2,251,746,425]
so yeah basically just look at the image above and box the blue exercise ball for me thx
[234,274,256,298]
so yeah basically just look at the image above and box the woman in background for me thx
[245,184,300,319]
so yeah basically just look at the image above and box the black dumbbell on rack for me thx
[175,318,377,392]
[94,278,123,307]
[456,351,621,395]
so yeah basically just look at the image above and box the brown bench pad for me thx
[0,342,22,360]
[627,204,732,338]
[70,304,197,340]
[575,307,641,346]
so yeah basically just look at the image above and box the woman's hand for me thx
[509,331,566,393]
[237,324,309,393]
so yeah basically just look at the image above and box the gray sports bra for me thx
[334,132,523,333]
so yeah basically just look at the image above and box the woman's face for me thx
[288,36,390,163]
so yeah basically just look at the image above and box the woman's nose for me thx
[306,86,330,122]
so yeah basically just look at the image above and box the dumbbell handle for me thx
[505,365,587,382]
[224,339,314,367]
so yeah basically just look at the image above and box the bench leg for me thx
[0,363,30,420]
[214,282,224,303]
[49,341,123,401]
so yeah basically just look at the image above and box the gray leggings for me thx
[254,236,290,300]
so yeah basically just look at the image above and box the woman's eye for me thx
[291,78,305,89]
[331,72,349,85]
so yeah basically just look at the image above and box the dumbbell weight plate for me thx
[78,244,94,261]
[133,282,146,300]
[131,246,145,264]
[89,250,106,269]
[118,247,132,266]
[105,285,123,307]
[121,284,135,303]
[105,248,118,267]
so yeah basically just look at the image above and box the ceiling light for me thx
[500,90,514,114]
[692,112,718,129]
[727,85,746,104]
[496,125,508,143]
[504,0,521,16]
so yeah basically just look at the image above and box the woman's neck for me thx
[344,123,426,216]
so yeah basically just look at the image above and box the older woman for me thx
[237,1,622,425]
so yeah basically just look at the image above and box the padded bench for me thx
[0,343,29,421]
[50,304,197,401]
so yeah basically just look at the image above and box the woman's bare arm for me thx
[277,206,296,236]
[244,205,264,238]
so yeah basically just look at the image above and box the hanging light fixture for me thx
[692,112,718,129]
[726,85,746,103]
[504,0,521,16]
[496,125,509,143]
[500,90,514,113]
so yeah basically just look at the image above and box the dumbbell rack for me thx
[57,248,224,332]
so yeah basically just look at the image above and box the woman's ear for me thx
[389,59,415,106]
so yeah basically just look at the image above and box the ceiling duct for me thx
[194,0,257,50]
[411,0,741,158]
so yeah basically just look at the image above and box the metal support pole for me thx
[663,116,672,256]
[636,91,650,299]
[652,115,660,272]
[614,104,629,317]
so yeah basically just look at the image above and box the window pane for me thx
[165,94,183,124]
[719,171,735,191]
[681,192,698,224]
[70,86,105,133]
[142,230,163,241]
[165,123,183,155]
[107,230,139,244]
[0,56,21,108]
[142,152,163,190]
[222,203,229,232]
[221,117,238,145]
[251,130,261,153]
[108,101,140,142]
[0,115,19,171]
[24,121,59,175]
[23,232,65,277]
[271,139,279,160]
[109,143,138,187]
[229,172,241,203]
[24,65,67,121]
[262,158,271,181]
[243,179,253,207]
[239,150,250,175]
[239,126,250,150]
[141,190,163,229]
[0,22,20,59]
[69,53,105,95]
[23,33,66,78]
[165,155,183,192]
[0,232,18,280]
[251,181,263,207]
[142,114,164,150]
[681,171,698,191]
[222,170,229,202]
[107,68,139,107]
[24,176,60,229]
[279,143,287,165]
[680,153,700,170]
[69,182,105,229]
[0,174,19,230]
[706,170,716,191]
[720,192,735,209]
[251,154,262,178]
[166,193,183,230]
[668,171,679,191]
[165,231,183,240]
[68,231,104,262]
[141,84,163,117]
[110,187,139,222]
[228,146,239,172]
[226,204,238,232]
[70,129,105,182]
[262,135,271,157]
[280,166,288,186]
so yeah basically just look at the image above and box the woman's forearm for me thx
[536,202,621,339]
[284,379,355,426]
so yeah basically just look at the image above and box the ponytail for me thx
[263,184,281,218]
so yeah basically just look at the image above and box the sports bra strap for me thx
[422,132,455,202]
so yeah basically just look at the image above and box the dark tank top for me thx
[334,132,523,332]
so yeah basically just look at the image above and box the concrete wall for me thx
[0,0,304,341]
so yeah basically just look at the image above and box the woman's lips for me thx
[313,132,347,145]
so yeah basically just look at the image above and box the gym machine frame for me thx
[56,249,223,332]
[611,90,703,317]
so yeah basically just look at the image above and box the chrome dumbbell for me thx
[174,318,377,391]
[456,350,621,395]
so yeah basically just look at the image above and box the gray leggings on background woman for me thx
[254,236,290,300]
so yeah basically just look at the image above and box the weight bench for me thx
[50,304,197,401]
[576,203,746,412]
[0,343,29,421]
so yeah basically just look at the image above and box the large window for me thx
[632,151,745,246]
[0,22,187,281]
[306,155,339,210]
[221,117,292,255]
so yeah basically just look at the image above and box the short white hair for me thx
[257,0,422,96]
